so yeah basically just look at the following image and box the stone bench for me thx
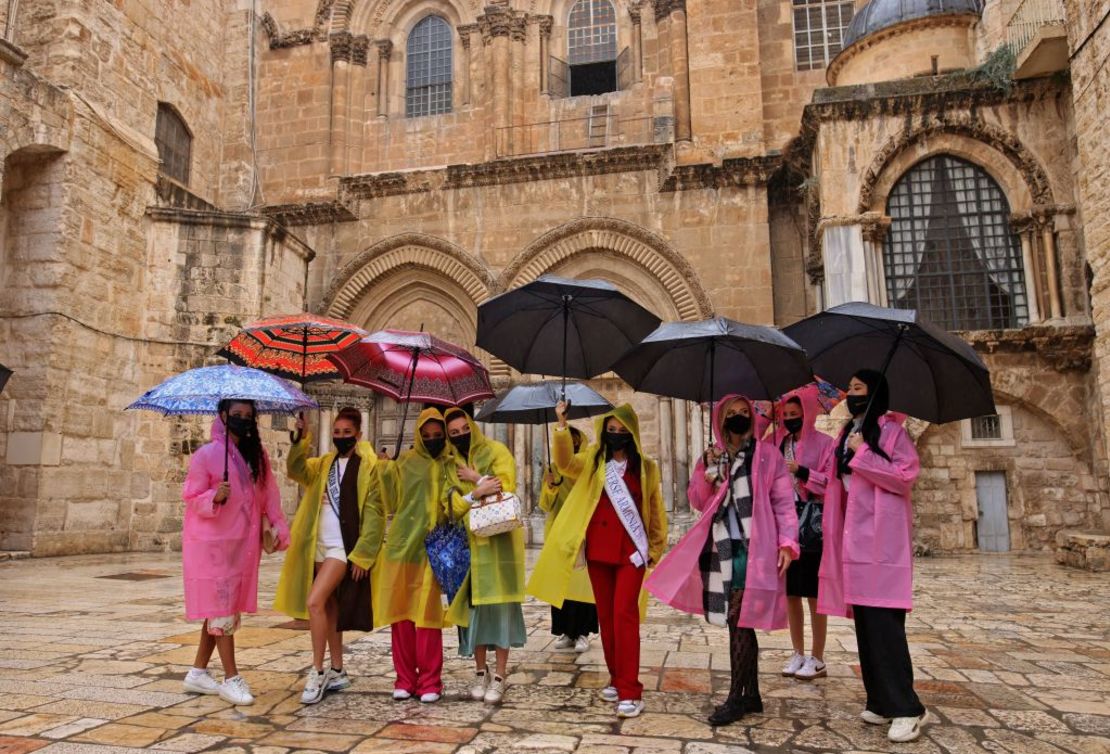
[1055,530,1110,572]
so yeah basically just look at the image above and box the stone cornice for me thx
[146,207,316,261]
[827,13,981,85]
[962,324,1094,372]
[261,0,334,49]
[658,154,783,192]
[259,200,358,226]
[0,39,28,67]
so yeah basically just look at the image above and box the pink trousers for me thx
[391,620,443,695]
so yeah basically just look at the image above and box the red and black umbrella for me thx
[218,313,367,384]
[329,329,494,457]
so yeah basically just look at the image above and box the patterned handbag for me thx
[424,482,471,602]
[468,491,524,537]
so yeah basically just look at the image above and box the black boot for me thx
[708,700,748,726]
[743,694,763,714]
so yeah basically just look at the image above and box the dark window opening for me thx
[570,60,617,96]
[155,103,192,186]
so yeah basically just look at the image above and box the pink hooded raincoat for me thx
[645,394,799,630]
[181,418,290,621]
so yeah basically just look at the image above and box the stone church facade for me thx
[1,0,1107,556]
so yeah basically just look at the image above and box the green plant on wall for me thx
[975,45,1017,94]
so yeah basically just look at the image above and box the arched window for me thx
[883,155,1029,331]
[406,15,453,118]
[155,103,192,186]
[567,0,618,96]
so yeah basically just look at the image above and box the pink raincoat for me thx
[645,394,799,631]
[772,385,835,502]
[810,415,920,618]
[181,418,290,621]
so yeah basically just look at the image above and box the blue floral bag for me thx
[425,484,470,602]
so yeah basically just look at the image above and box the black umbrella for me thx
[782,301,995,424]
[477,275,661,395]
[612,317,813,403]
[0,363,11,394]
[476,380,613,424]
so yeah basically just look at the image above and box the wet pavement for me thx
[0,551,1107,754]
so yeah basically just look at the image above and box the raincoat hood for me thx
[771,385,824,447]
[710,394,755,450]
[591,402,644,462]
[443,407,487,459]
[414,407,452,461]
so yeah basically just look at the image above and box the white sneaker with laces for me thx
[327,669,351,692]
[888,710,931,742]
[616,700,645,718]
[219,674,255,706]
[392,689,413,701]
[183,668,220,695]
[300,668,329,705]
[471,668,491,701]
[553,635,575,650]
[574,636,591,653]
[794,656,827,681]
[860,710,892,725]
[420,692,441,703]
[782,652,806,676]
[484,675,506,704]
[600,685,619,702]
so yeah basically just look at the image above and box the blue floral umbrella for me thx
[127,364,318,479]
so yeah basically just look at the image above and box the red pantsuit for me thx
[390,620,443,695]
[585,469,645,701]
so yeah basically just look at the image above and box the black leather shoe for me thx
[743,695,763,713]
[708,702,747,726]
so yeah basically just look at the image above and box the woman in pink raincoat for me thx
[774,388,835,681]
[645,394,798,727]
[180,399,290,706]
[811,369,928,743]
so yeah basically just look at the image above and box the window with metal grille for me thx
[883,155,1029,331]
[155,103,192,185]
[970,414,1002,440]
[568,0,618,96]
[406,15,453,118]
[793,0,853,71]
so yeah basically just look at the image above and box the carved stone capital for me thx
[375,39,393,60]
[860,212,891,244]
[330,31,352,63]
[629,2,642,25]
[459,23,478,48]
[537,15,554,38]
[653,0,685,23]
[478,4,526,42]
[351,35,369,66]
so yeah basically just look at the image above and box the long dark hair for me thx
[219,399,265,482]
[839,368,892,463]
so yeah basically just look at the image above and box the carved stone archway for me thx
[499,217,713,321]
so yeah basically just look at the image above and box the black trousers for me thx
[550,600,599,639]
[853,605,925,718]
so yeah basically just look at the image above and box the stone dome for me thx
[842,0,983,47]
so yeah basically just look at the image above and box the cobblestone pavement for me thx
[0,552,1107,754]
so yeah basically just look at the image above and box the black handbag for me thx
[797,498,823,552]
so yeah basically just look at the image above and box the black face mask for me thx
[226,415,257,439]
[783,417,804,435]
[846,394,870,417]
[723,413,751,436]
[333,436,357,456]
[451,432,472,459]
[604,431,633,453]
[423,437,447,458]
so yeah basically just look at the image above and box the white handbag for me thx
[468,492,524,537]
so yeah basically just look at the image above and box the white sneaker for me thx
[219,675,255,706]
[300,668,329,705]
[782,652,806,676]
[182,668,220,695]
[600,685,619,702]
[861,710,892,725]
[420,692,441,703]
[470,668,490,701]
[574,636,591,653]
[888,710,931,742]
[392,689,413,701]
[616,700,644,718]
[795,656,827,681]
[326,669,351,692]
[484,675,506,704]
[553,635,574,650]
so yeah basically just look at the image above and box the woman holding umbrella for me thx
[538,426,597,653]
[274,408,384,705]
[813,369,928,743]
[442,407,524,704]
[528,401,668,719]
[645,394,797,726]
[181,399,291,706]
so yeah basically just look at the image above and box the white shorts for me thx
[315,541,347,564]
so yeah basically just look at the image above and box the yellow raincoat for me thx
[443,409,525,627]
[527,404,668,615]
[274,436,383,620]
[370,408,461,629]
[538,439,594,604]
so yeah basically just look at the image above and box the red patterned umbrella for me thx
[329,330,494,457]
[218,313,368,384]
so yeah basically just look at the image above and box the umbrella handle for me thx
[861,325,906,423]
[223,423,230,483]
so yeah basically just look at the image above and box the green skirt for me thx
[458,602,526,656]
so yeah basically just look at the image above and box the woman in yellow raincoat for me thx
[369,407,497,703]
[527,402,667,719]
[538,425,597,653]
[442,407,524,705]
[275,407,383,705]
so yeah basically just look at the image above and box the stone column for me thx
[317,408,333,456]
[861,213,892,307]
[329,33,352,175]
[689,402,704,463]
[510,16,526,127]
[350,37,370,171]
[375,39,392,118]
[629,3,643,83]
[480,5,514,139]
[538,16,553,95]
[459,25,476,106]
[1012,214,1042,322]
[657,0,692,143]
[674,398,689,513]
[1040,214,1063,319]
[659,397,675,512]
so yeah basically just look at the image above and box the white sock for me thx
[187,668,209,678]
